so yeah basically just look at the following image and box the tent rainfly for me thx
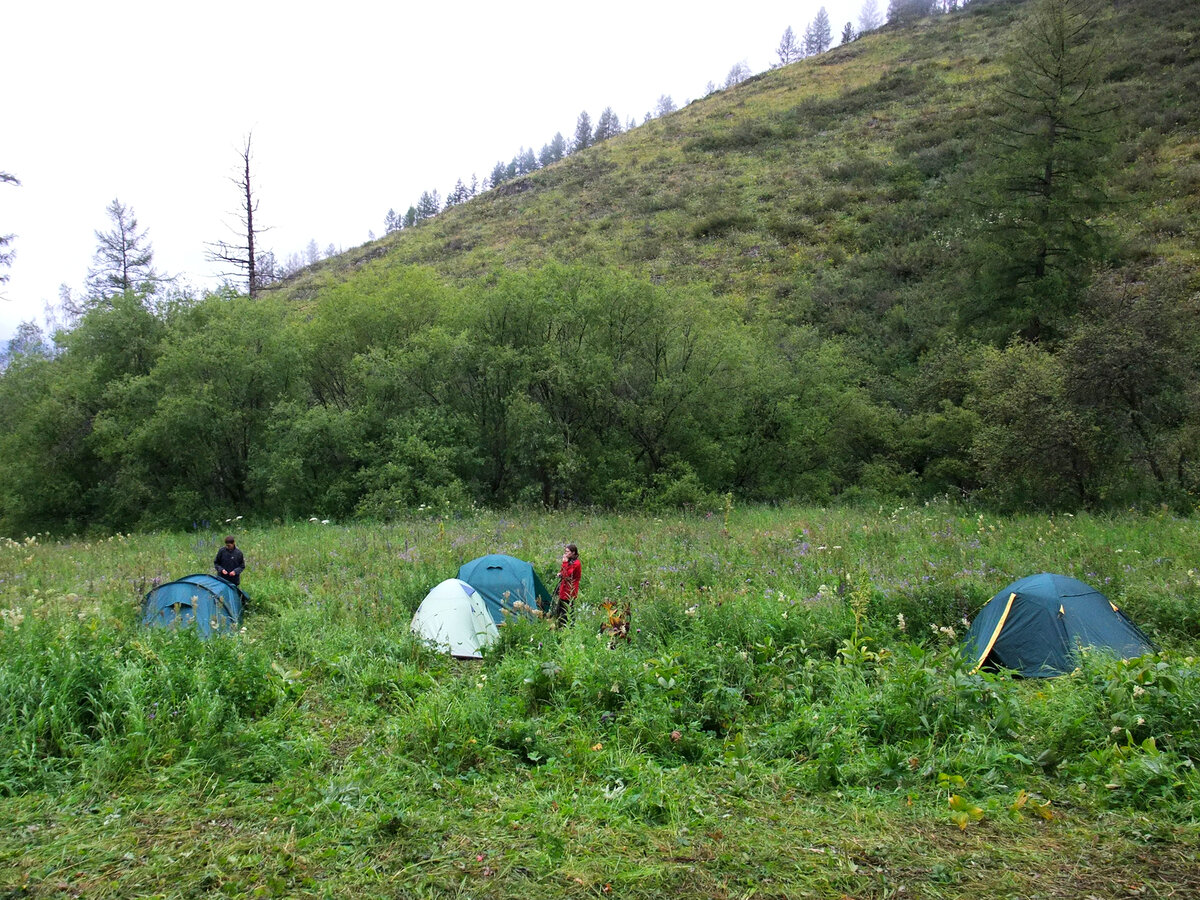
[456,554,553,623]
[142,573,247,638]
[411,578,499,659]
[962,573,1155,677]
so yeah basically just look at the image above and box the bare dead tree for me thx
[206,134,268,299]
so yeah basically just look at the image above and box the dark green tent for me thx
[963,573,1155,677]
[456,554,553,623]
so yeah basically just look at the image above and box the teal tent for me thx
[142,574,247,638]
[963,573,1155,677]
[457,554,553,623]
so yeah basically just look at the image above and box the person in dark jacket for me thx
[214,535,245,586]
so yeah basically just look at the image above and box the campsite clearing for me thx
[1,503,1198,898]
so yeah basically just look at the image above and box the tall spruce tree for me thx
[967,0,1116,343]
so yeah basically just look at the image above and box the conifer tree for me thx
[539,132,567,166]
[967,0,1116,343]
[573,111,593,152]
[593,107,622,143]
[87,199,160,299]
[775,26,803,66]
[724,61,751,88]
[415,190,441,222]
[805,7,833,54]
[859,0,883,31]
[888,0,937,23]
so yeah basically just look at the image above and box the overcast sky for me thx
[2,0,864,342]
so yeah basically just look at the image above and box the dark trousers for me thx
[555,595,572,625]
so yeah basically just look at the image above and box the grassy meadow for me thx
[1,502,1199,899]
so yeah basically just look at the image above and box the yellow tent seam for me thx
[971,592,1016,675]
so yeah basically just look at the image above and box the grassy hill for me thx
[276,0,1199,357]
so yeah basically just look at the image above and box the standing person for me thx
[214,535,245,587]
[554,543,581,625]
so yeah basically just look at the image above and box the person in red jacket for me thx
[554,543,581,625]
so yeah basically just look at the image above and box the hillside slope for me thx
[277,0,1198,356]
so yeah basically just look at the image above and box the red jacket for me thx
[558,558,581,600]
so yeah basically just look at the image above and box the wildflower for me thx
[1133,685,1145,698]
[897,613,907,632]
[1136,717,1145,726]
[670,730,682,743]
[591,743,603,752]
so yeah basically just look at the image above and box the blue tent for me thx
[963,573,1155,677]
[142,574,248,638]
[456,554,553,623]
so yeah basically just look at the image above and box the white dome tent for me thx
[410,578,500,659]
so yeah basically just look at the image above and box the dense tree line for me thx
[2,248,1197,534]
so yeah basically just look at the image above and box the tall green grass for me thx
[1,504,1197,897]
